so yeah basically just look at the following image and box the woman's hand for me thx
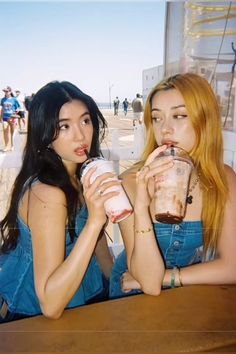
[135,145,174,209]
[121,271,142,293]
[82,167,121,226]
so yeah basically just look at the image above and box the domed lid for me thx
[158,146,193,166]
[80,156,105,179]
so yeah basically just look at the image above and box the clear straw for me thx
[84,149,90,159]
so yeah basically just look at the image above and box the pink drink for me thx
[80,157,133,223]
[154,146,193,224]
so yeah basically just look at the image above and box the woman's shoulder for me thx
[224,164,236,182]
[224,163,236,174]
[19,182,67,225]
[20,182,67,210]
[31,182,66,203]
[224,164,236,192]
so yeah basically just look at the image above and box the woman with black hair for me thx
[0,81,117,322]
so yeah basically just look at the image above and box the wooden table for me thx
[1,285,236,353]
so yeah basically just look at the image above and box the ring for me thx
[97,189,103,196]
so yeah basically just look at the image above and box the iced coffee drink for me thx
[80,157,133,223]
[154,146,193,224]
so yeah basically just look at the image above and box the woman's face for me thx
[51,99,93,165]
[151,89,196,152]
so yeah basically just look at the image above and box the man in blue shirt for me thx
[0,86,20,152]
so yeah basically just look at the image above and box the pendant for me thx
[186,195,193,204]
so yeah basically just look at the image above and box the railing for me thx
[102,125,146,172]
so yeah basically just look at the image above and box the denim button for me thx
[173,240,180,247]
[175,225,180,231]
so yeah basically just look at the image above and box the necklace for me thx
[186,173,200,204]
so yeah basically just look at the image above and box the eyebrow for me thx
[59,111,90,121]
[151,104,186,112]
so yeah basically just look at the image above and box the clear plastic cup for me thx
[80,157,133,223]
[154,146,193,224]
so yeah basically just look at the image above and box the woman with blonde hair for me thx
[110,73,236,298]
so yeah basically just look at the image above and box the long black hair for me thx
[0,81,107,252]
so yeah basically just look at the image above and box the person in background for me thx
[24,93,35,112]
[0,86,20,152]
[122,98,129,116]
[110,73,236,299]
[113,96,120,116]
[0,81,117,322]
[15,89,27,132]
[131,93,143,126]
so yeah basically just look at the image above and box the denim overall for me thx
[0,205,105,322]
[109,221,203,299]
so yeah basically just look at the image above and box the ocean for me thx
[96,102,112,109]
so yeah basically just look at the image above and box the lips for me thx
[74,145,88,156]
[161,140,178,147]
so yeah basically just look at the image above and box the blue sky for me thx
[0,1,165,102]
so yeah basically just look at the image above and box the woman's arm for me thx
[94,231,113,279]
[0,104,3,122]
[21,184,105,319]
[163,165,236,287]
[120,173,165,295]
[119,146,174,295]
[21,171,120,319]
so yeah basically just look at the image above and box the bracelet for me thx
[178,267,183,287]
[170,267,176,288]
[135,227,152,234]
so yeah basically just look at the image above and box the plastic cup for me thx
[80,157,133,223]
[154,146,193,224]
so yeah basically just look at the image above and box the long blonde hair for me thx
[141,73,228,253]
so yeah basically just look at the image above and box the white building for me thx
[142,65,164,102]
